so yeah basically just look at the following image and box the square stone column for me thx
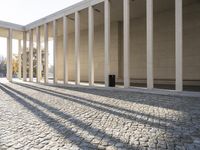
[63,16,68,84]
[6,37,9,80]
[104,0,110,87]
[53,20,57,83]
[147,0,154,89]
[29,30,33,82]
[75,11,80,85]
[36,26,41,83]
[88,6,94,86]
[44,23,49,83]
[7,29,13,82]
[18,40,22,79]
[123,0,130,88]
[23,32,27,81]
[175,0,183,91]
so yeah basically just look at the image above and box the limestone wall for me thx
[56,3,200,85]
[56,22,119,82]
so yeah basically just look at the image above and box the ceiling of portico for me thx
[0,28,23,40]
[44,0,199,38]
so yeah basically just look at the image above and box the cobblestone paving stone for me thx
[0,79,200,150]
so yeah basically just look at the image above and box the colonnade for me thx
[6,0,183,91]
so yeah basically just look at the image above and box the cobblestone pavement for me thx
[0,79,200,150]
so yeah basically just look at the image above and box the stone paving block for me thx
[0,80,200,149]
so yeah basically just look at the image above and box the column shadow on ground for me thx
[13,82,174,129]
[7,82,200,149]
[0,84,103,149]
[42,83,200,112]
[12,82,193,133]
[0,83,135,149]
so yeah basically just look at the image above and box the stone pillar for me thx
[75,11,80,85]
[175,0,183,91]
[44,23,49,83]
[7,37,9,80]
[29,30,33,82]
[36,26,41,83]
[23,32,27,81]
[88,6,94,86]
[147,0,154,89]
[123,0,130,88]
[7,29,12,82]
[18,40,22,79]
[63,16,68,84]
[53,20,57,83]
[104,0,110,87]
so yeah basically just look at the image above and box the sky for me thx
[0,0,83,25]
[0,0,83,66]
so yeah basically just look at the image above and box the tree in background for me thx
[21,48,45,78]
[12,54,19,76]
[0,56,6,77]
[0,48,45,78]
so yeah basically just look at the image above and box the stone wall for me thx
[56,22,119,82]
[56,3,200,86]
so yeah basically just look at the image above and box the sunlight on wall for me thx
[48,40,54,78]
[48,40,53,67]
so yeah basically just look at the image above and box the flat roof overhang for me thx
[0,20,24,31]
[0,0,199,35]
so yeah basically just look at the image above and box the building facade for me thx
[1,0,200,92]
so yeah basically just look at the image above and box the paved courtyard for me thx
[0,79,200,150]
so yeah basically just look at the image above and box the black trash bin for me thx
[109,75,116,87]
